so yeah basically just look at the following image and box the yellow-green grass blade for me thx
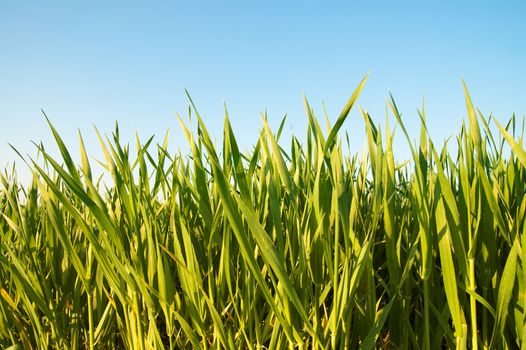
[494,117,526,168]
[462,81,482,155]
[431,146,468,279]
[435,197,465,343]
[323,74,368,155]
[43,114,82,185]
[262,117,295,199]
[489,236,519,349]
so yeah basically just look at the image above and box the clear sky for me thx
[1,1,525,182]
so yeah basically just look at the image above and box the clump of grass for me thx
[1,76,525,349]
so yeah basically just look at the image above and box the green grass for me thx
[1,76,525,349]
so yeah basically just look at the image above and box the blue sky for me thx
[1,1,525,181]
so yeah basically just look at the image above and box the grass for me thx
[0,76,525,349]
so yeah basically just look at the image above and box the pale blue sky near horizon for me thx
[1,1,525,182]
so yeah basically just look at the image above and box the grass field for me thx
[1,76,525,349]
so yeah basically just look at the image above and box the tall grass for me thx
[1,77,525,349]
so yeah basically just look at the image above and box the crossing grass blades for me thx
[1,75,525,349]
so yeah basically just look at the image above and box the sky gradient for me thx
[1,1,525,182]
